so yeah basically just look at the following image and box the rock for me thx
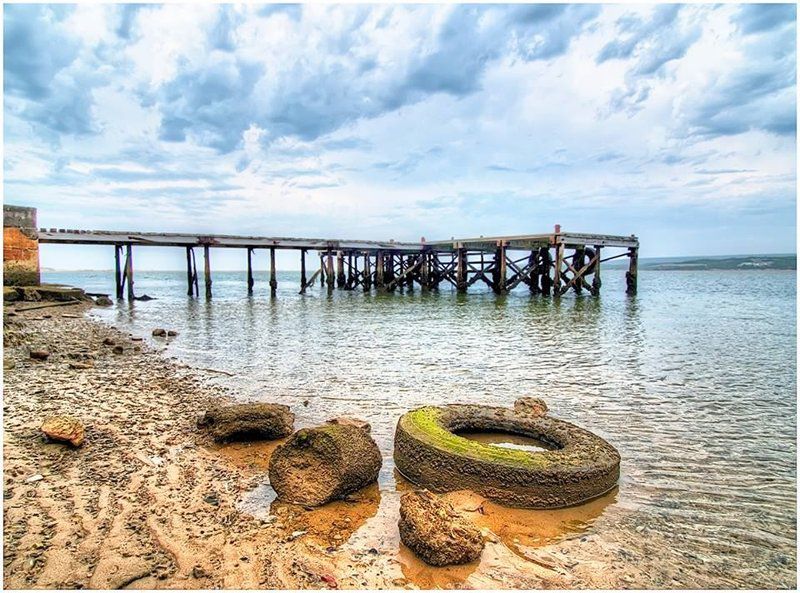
[41,415,85,447]
[269,423,382,506]
[134,294,155,301]
[69,361,94,370]
[25,474,44,483]
[166,330,178,337]
[95,296,113,307]
[29,350,49,361]
[3,287,20,302]
[102,337,115,346]
[198,403,294,442]
[398,490,484,566]
[112,345,124,355]
[513,397,549,417]
[326,416,371,434]
[152,328,167,337]
[4,358,16,370]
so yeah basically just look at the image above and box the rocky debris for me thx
[269,423,382,506]
[112,345,124,355]
[102,337,115,346]
[326,416,371,434]
[4,287,21,302]
[514,397,549,417]
[398,490,485,566]
[198,403,294,442]
[134,294,155,301]
[25,474,44,483]
[29,350,50,361]
[69,361,94,370]
[167,330,178,337]
[41,415,86,447]
[152,328,167,337]
[95,296,113,306]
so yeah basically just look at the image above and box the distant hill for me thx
[605,254,796,271]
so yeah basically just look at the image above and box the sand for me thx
[4,302,785,590]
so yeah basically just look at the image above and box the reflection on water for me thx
[49,267,797,587]
[457,430,558,453]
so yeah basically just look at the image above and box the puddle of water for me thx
[456,430,558,453]
[217,440,617,588]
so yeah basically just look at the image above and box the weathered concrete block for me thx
[4,205,40,286]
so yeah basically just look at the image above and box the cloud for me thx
[733,4,796,35]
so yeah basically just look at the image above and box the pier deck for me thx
[36,226,639,299]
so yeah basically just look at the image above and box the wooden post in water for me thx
[185,247,194,296]
[539,247,552,296]
[319,254,326,286]
[405,255,415,292]
[326,250,334,291]
[363,252,371,291]
[336,251,345,288]
[553,243,564,297]
[592,246,602,296]
[269,247,277,296]
[572,246,585,295]
[114,245,123,299]
[246,248,254,295]
[125,244,134,300]
[299,249,307,294]
[376,250,385,291]
[420,252,429,291]
[493,242,507,294]
[203,245,212,299]
[456,247,467,293]
[528,250,539,294]
[626,247,638,295]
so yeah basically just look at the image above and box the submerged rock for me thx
[398,489,484,566]
[152,328,167,337]
[513,397,548,417]
[198,403,294,442]
[41,415,85,447]
[326,416,371,434]
[269,423,381,506]
[95,296,113,307]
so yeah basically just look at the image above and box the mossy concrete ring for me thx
[393,400,620,509]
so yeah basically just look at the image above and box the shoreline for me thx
[3,302,794,589]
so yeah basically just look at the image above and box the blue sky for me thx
[3,3,797,270]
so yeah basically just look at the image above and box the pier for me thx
[34,224,639,298]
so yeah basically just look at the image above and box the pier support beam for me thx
[336,251,345,288]
[592,246,602,296]
[572,247,585,295]
[527,250,539,294]
[247,248,255,295]
[420,252,430,291]
[186,246,198,297]
[326,250,335,292]
[456,247,467,293]
[299,249,307,294]
[269,247,277,296]
[492,242,507,294]
[114,245,123,299]
[553,243,564,297]
[125,245,134,300]
[540,247,552,296]
[626,247,638,295]
[376,250,385,292]
[203,245,212,299]
[363,252,372,292]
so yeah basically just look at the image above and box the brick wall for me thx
[4,205,40,286]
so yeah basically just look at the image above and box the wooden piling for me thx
[553,243,564,297]
[203,245,212,299]
[539,247,552,296]
[114,245,123,299]
[592,246,602,296]
[376,250,385,291]
[299,249,307,294]
[326,250,334,291]
[528,251,539,294]
[420,252,430,290]
[185,247,194,296]
[269,247,277,296]
[363,252,371,291]
[124,244,134,300]
[493,242,507,294]
[246,248,254,295]
[626,247,638,295]
[572,246,585,295]
[336,251,345,288]
[456,247,467,293]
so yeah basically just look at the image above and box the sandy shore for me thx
[4,302,790,590]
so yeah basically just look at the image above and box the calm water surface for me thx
[45,268,797,586]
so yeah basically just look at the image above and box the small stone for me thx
[25,474,44,483]
[29,350,50,361]
[398,490,484,566]
[166,330,178,337]
[288,530,307,541]
[69,361,94,370]
[112,345,124,355]
[94,296,113,307]
[152,328,167,337]
[102,337,115,346]
[41,415,86,447]
[326,416,371,433]
[4,358,16,370]
[513,397,549,418]
[191,566,206,579]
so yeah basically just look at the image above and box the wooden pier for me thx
[37,226,639,299]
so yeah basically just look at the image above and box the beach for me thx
[3,294,796,590]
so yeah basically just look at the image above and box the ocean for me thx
[43,267,797,587]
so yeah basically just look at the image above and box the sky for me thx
[3,2,797,271]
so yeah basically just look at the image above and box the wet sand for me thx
[3,303,793,589]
